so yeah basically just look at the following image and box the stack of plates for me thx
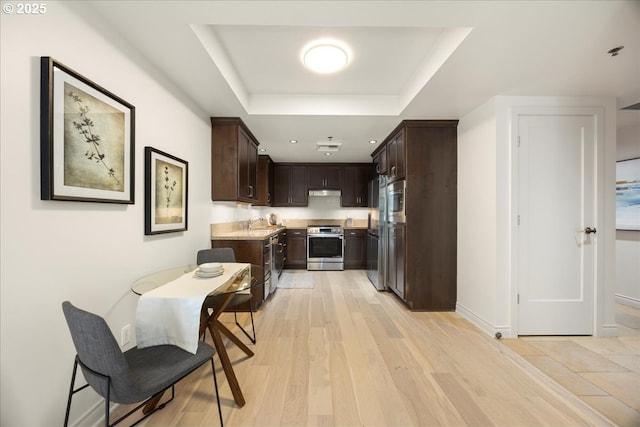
[196,262,224,278]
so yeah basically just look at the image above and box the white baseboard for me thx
[456,302,515,339]
[69,400,119,427]
[598,324,619,338]
[615,294,640,310]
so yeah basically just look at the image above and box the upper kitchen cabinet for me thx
[373,147,387,175]
[307,164,342,189]
[273,164,308,207]
[211,117,259,203]
[341,164,373,207]
[256,155,274,206]
[385,129,405,183]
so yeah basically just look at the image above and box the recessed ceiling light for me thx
[259,148,266,152]
[369,140,378,144]
[302,39,351,74]
[324,152,332,156]
[289,139,298,144]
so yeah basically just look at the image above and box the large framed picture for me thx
[145,147,188,235]
[616,157,640,231]
[40,57,135,203]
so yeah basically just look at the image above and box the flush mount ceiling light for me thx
[302,39,351,74]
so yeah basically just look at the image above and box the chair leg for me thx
[233,302,256,344]
[64,359,79,427]
[210,358,223,427]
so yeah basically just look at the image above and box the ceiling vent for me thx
[316,138,342,153]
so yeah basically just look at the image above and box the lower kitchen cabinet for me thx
[211,239,270,310]
[386,223,405,298]
[344,228,367,269]
[284,228,307,269]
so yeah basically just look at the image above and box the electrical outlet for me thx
[121,324,131,347]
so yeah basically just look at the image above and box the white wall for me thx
[616,121,640,308]
[457,96,617,338]
[0,3,213,426]
[456,99,499,335]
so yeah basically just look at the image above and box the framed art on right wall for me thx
[616,157,640,231]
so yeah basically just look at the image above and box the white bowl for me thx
[199,262,222,272]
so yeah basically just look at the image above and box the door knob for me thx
[584,227,596,234]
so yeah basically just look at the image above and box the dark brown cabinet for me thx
[210,238,269,310]
[373,149,387,175]
[284,228,307,269]
[386,223,405,297]
[376,120,458,311]
[341,165,373,207]
[256,155,274,206]
[385,129,405,183]
[273,164,308,207]
[308,165,342,189]
[211,117,259,203]
[344,228,367,269]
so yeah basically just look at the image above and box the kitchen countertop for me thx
[212,227,285,241]
[212,225,367,241]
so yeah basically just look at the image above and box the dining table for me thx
[131,262,256,409]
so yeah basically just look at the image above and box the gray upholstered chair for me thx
[62,301,223,427]
[197,248,257,344]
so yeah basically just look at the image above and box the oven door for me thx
[307,234,344,270]
[387,180,405,223]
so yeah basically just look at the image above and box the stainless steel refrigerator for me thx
[367,176,387,290]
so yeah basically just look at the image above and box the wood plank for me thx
[580,395,640,427]
[131,271,619,427]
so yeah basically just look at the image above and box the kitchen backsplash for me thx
[210,195,368,230]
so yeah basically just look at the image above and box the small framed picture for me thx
[616,157,640,231]
[145,147,188,235]
[40,57,135,203]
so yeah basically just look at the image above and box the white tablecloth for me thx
[135,263,250,354]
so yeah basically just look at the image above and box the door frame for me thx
[508,104,616,337]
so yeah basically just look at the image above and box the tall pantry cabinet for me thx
[374,120,458,311]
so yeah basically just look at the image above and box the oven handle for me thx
[307,234,344,238]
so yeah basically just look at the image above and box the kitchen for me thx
[1,1,639,426]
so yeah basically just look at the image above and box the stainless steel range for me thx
[307,225,344,271]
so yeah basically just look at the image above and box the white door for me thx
[518,115,595,335]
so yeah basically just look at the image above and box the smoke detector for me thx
[316,137,342,153]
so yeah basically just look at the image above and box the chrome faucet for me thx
[248,217,263,230]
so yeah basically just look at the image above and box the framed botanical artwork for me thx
[145,147,188,235]
[40,57,135,203]
[616,157,640,231]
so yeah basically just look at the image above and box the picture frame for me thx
[40,57,135,203]
[145,147,188,235]
[616,157,640,231]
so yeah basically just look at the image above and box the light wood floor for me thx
[502,303,640,427]
[122,271,625,426]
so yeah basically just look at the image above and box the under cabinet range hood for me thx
[309,189,341,197]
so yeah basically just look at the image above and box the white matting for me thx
[277,271,314,289]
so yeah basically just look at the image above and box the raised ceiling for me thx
[85,1,639,162]
[191,24,471,116]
